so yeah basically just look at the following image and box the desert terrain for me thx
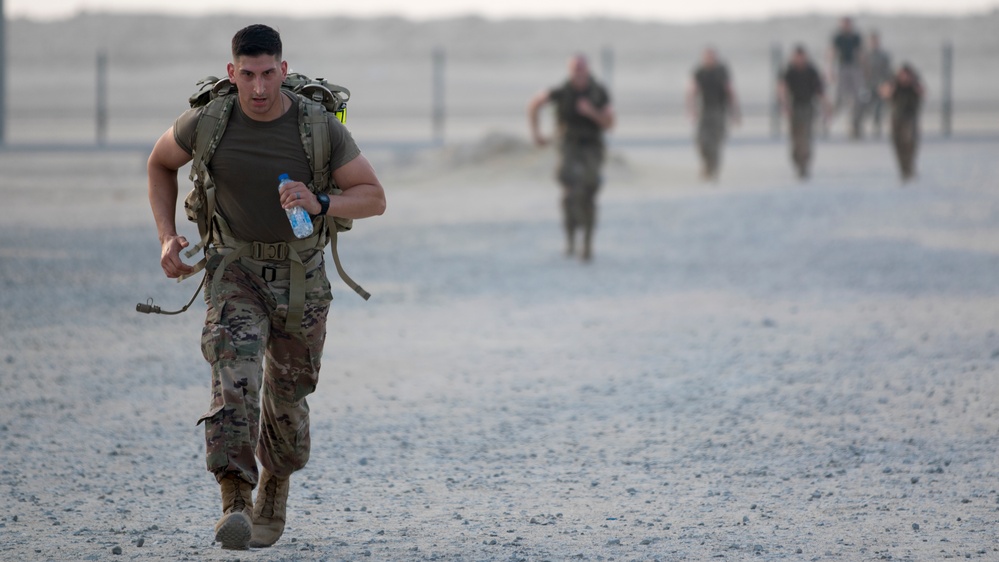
[1,11,999,562]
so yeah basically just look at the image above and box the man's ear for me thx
[226,62,236,81]
[280,60,288,80]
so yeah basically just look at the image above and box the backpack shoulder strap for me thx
[297,96,332,193]
[295,95,369,300]
[179,95,236,274]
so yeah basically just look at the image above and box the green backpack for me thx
[137,73,369,328]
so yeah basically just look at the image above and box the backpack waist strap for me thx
[208,214,325,334]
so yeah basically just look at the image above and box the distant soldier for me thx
[862,31,893,137]
[880,63,924,182]
[778,45,831,179]
[528,54,615,262]
[686,47,741,181]
[828,16,864,138]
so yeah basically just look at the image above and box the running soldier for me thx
[862,31,893,138]
[146,24,386,550]
[528,54,615,262]
[879,63,924,182]
[828,16,865,138]
[778,45,831,180]
[686,47,741,181]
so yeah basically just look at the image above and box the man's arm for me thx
[726,82,742,125]
[147,127,195,279]
[777,79,789,115]
[576,98,615,131]
[685,79,699,122]
[282,154,386,220]
[527,90,550,146]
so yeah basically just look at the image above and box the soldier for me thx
[686,47,741,181]
[879,63,925,182]
[528,54,615,262]
[828,16,865,138]
[778,45,831,180]
[862,31,893,138]
[146,24,386,550]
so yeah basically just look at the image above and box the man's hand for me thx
[576,98,598,120]
[575,97,615,131]
[160,234,194,279]
[278,179,321,215]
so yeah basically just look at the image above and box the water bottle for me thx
[279,173,313,238]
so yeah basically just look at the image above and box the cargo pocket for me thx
[196,404,224,426]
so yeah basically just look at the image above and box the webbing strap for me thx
[327,219,370,301]
[186,97,235,260]
[206,242,311,334]
[209,214,324,334]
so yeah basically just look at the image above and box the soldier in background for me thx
[828,16,865,139]
[880,63,925,182]
[686,47,741,181]
[862,31,893,138]
[778,45,831,180]
[528,54,615,262]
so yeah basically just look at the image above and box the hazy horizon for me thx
[6,0,999,23]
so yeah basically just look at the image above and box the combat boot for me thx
[249,468,290,547]
[214,474,254,550]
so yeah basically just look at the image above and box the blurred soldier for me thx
[862,31,893,137]
[686,47,741,181]
[880,63,925,182]
[528,54,615,262]
[778,45,831,179]
[146,24,386,550]
[828,16,864,138]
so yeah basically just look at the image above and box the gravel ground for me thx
[1,137,998,561]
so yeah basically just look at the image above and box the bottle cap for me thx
[278,173,290,182]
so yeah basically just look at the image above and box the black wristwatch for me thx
[315,193,331,218]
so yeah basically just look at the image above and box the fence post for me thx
[601,45,614,90]
[941,41,953,138]
[770,42,782,139]
[96,50,108,146]
[0,0,7,146]
[432,46,445,146]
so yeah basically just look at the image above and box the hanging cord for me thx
[136,272,208,315]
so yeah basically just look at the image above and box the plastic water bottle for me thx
[279,173,313,238]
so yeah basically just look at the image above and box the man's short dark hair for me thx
[232,24,282,60]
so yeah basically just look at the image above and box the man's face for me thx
[702,49,718,67]
[792,51,808,68]
[568,56,590,90]
[227,54,288,120]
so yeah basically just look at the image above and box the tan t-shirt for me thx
[174,92,361,243]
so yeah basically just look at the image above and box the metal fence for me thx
[1,24,997,151]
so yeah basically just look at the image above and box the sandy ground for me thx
[2,135,999,561]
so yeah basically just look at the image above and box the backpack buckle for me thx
[252,241,288,261]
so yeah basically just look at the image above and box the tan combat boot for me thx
[249,468,290,547]
[214,474,254,550]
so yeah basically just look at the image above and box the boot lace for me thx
[225,476,247,513]
[259,477,277,518]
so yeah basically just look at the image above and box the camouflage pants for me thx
[557,141,604,234]
[197,249,332,486]
[789,104,815,176]
[697,110,727,176]
[892,115,919,179]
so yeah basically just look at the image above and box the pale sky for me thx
[6,0,999,22]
